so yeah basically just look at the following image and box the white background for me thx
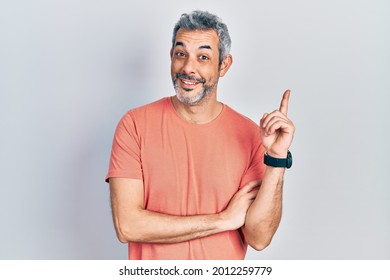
[0,0,389,259]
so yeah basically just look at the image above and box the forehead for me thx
[174,29,219,49]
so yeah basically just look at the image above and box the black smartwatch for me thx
[264,150,293,169]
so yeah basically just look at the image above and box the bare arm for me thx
[242,168,284,250]
[109,177,259,244]
[242,90,295,250]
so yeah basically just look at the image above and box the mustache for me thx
[175,73,206,84]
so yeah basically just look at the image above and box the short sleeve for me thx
[240,136,267,187]
[105,111,143,183]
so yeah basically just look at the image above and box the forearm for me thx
[114,207,228,244]
[242,166,284,250]
[110,177,255,245]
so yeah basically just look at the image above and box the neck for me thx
[171,94,223,124]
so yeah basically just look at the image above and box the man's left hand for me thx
[260,89,295,158]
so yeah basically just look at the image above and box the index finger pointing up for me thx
[279,89,291,115]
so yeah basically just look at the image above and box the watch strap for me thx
[264,150,292,168]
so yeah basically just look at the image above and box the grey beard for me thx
[173,79,216,105]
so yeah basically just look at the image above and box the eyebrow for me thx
[199,45,212,50]
[175,42,212,50]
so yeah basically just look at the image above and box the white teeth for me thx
[182,80,196,85]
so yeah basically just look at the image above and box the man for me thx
[106,10,295,260]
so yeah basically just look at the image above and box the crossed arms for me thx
[109,90,294,251]
[110,166,284,250]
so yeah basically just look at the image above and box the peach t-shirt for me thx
[106,97,266,259]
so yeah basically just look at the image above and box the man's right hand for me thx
[219,180,261,231]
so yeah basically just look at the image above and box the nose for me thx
[181,56,196,75]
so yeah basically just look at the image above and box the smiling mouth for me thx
[176,74,205,91]
[179,81,196,92]
[181,79,197,85]
[180,79,200,90]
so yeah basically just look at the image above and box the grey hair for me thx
[172,10,231,64]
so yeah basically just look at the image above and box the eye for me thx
[175,51,185,57]
[199,55,209,60]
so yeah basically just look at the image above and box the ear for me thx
[170,48,173,59]
[219,54,233,77]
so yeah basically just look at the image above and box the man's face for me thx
[170,29,223,106]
